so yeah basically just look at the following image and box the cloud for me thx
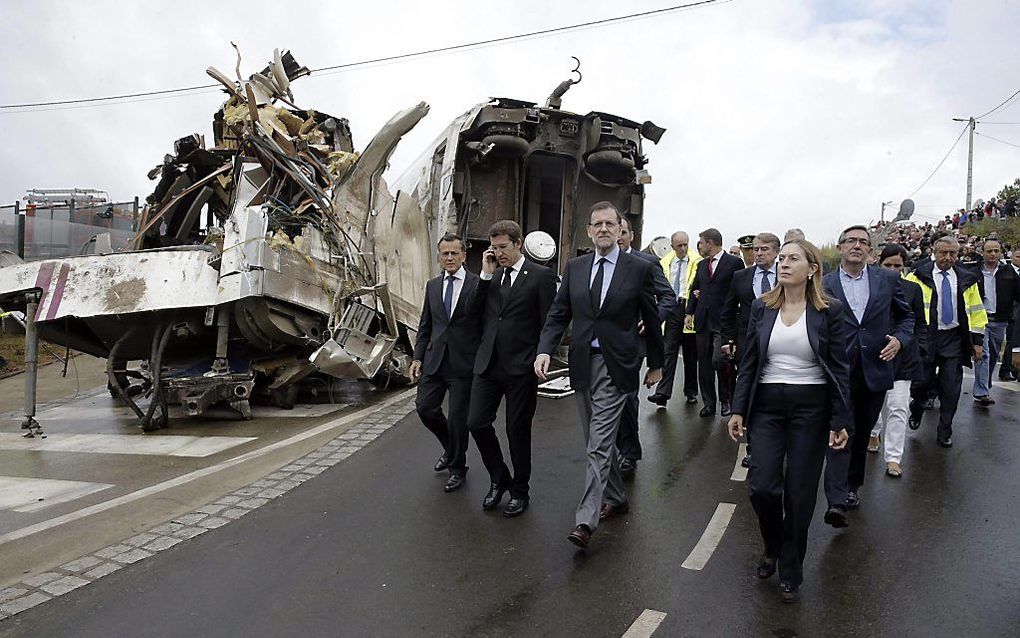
[1,0,1017,249]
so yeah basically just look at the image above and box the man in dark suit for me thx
[614,217,675,477]
[410,233,483,492]
[822,225,913,520]
[467,220,557,518]
[1002,250,1020,380]
[535,201,664,549]
[686,228,744,417]
[721,231,780,467]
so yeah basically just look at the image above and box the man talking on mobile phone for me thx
[466,220,557,518]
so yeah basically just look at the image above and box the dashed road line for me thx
[730,443,747,481]
[0,477,113,513]
[0,433,256,457]
[682,502,736,571]
[621,609,667,638]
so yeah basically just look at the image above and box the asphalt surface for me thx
[1,376,1018,637]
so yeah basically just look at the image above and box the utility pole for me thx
[881,200,894,223]
[952,116,977,209]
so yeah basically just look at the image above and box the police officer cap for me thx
[738,234,755,249]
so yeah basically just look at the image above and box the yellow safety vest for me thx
[660,248,703,334]
[905,271,987,334]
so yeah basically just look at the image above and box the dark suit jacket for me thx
[685,251,744,331]
[895,277,927,382]
[412,270,482,378]
[972,261,1019,323]
[730,300,852,433]
[909,260,983,368]
[538,250,665,393]
[474,259,557,377]
[822,266,914,392]
[629,249,677,322]
[720,265,757,353]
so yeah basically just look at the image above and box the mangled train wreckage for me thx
[0,51,664,433]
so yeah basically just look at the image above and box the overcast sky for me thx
[2,0,1018,247]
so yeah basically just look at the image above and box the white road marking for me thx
[0,477,113,513]
[622,609,667,638]
[0,433,256,458]
[682,502,737,571]
[0,390,413,547]
[730,443,747,481]
[36,402,347,421]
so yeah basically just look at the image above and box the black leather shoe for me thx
[647,394,668,407]
[482,483,508,510]
[699,405,716,418]
[568,524,592,549]
[720,401,732,417]
[685,394,699,405]
[824,505,849,528]
[923,398,935,410]
[938,437,953,448]
[503,497,529,518]
[740,453,751,468]
[756,554,777,579]
[619,458,637,478]
[973,395,995,407]
[443,473,465,493]
[433,455,450,472]
[908,414,922,430]
[779,581,799,603]
[846,490,860,509]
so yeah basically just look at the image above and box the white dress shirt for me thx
[753,264,778,298]
[936,268,959,330]
[480,254,527,285]
[441,266,466,315]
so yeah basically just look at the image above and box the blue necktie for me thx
[940,271,953,325]
[444,275,455,319]
[760,270,771,294]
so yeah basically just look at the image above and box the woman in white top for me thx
[728,239,852,603]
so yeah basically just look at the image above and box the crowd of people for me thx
[408,205,1020,605]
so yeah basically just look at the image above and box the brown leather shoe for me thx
[599,500,631,521]
[567,524,592,549]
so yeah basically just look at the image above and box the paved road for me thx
[1,374,1018,637]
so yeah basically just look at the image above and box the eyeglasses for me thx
[841,237,871,247]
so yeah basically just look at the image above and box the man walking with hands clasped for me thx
[535,202,665,550]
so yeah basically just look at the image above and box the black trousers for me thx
[846,371,887,490]
[696,329,730,407]
[656,311,698,399]
[467,369,538,499]
[616,389,641,461]
[910,330,964,441]
[1001,320,1017,378]
[415,358,473,475]
[747,383,829,588]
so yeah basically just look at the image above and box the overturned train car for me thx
[0,62,663,431]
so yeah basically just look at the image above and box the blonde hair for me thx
[760,239,831,311]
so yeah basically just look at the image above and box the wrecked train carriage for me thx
[359,95,665,337]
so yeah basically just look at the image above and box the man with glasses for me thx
[906,235,987,447]
[822,225,912,521]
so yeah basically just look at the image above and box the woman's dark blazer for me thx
[730,298,852,433]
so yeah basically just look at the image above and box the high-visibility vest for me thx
[905,270,987,335]
[660,248,703,334]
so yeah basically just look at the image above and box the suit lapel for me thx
[828,272,857,326]
[451,273,477,320]
[583,253,598,314]
[860,267,883,324]
[759,307,779,357]
[806,305,822,355]
[598,252,629,317]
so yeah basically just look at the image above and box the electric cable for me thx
[906,121,970,199]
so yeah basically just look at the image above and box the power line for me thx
[976,131,1020,149]
[0,0,731,111]
[906,121,970,199]
[976,87,1020,119]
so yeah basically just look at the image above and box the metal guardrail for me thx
[0,199,139,261]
